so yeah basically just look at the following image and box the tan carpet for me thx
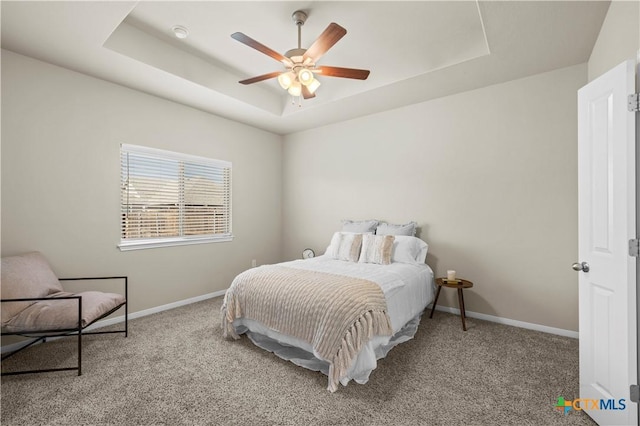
[1,297,595,425]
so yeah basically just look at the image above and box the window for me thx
[119,144,232,251]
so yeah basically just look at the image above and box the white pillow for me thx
[327,232,363,262]
[359,234,395,265]
[376,221,417,236]
[391,236,429,264]
[341,219,379,233]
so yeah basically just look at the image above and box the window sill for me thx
[118,235,233,251]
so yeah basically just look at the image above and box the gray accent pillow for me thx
[341,219,379,233]
[376,221,417,236]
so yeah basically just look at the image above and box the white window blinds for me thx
[119,144,232,251]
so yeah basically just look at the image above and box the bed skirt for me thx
[233,312,423,388]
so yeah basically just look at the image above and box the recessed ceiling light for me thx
[172,25,189,39]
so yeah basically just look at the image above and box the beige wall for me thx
[282,64,587,331]
[1,44,594,333]
[588,0,640,81]
[1,50,283,314]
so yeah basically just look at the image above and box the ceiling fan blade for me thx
[231,32,292,66]
[303,23,347,63]
[239,71,282,85]
[316,66,370,80]
[301,85,316,99]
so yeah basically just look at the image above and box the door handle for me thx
[572,262,590,272]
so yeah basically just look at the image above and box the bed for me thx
[221,230,435,392]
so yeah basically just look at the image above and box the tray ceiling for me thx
[1,1,610,135]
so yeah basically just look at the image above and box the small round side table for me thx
[429,278,474,331]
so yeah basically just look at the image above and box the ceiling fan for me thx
[231,10,370,100]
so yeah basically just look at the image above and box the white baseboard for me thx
[1,290,226,354]
[1,292,577,354]
[429,304,579,339]
[85,289,226,330]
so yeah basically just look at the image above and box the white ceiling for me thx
[1,1,610,135]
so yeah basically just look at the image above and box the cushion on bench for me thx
[1,252,127,333]
[1,252,64,326]
[3,291,126,333]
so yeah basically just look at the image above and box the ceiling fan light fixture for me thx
[232,10,369,102]
[298,68,314,86]
[288,81,302,97]
[307,78,321,94]
[278,72,295,90]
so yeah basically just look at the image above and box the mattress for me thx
[230,255,435,388]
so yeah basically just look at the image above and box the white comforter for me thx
[231,255,435,387]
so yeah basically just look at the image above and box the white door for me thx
[577,59,637,426]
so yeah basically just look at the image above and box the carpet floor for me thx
[1,297,595,425]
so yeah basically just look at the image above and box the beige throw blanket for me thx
[221,265,393,392]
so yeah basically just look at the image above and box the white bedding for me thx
[231,255,435,388]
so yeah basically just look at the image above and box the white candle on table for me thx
[447,270,456,281]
